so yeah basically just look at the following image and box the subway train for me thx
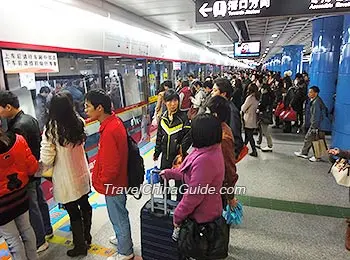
[0,0,248,206]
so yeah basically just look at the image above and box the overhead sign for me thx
[196,0,350,23]
[2,50,59,74]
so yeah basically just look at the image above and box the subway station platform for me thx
[2,130,349,260]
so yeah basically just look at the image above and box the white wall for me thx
[0,0,249,68]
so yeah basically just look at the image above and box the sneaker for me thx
[309,156,321,162]
[109,236,118,246]
[107,253,134,260]
[261,147,273,152]
[37,241,49,253]
[256,144,261,149]
[294,152,309,159]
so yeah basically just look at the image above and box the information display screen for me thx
[234,41,261,58]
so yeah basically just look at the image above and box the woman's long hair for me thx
[45,93,86,147]
[247,83,260,101]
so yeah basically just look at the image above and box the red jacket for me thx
[179,86,192,110]
[92,114,128,196]
[0,134,38,225]
[0,134,38,197]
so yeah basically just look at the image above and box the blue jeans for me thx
[105,194,133,256]
[27,179,53,248]
[0,211,38,260]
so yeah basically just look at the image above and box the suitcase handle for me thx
[150,169,167,216]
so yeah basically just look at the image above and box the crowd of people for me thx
[0,66,347,260]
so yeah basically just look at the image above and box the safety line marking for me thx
[46,235,116,257]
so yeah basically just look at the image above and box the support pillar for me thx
[333,15,350,149]
[309,15,343,133]
[281,45,304,77]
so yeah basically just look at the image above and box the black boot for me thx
[81,209,92,246]
[67,220,88,257]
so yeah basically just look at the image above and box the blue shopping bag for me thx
[145,167,161,184]
[222,202,243,225]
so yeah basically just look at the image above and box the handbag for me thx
[178,216,229,260]
[329,158,350,187]
[312,131,328,158]
[222,202,243,225]
[279,107,297,121]
[274,102,285,117]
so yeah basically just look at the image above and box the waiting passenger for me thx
[160,113,224,238]
[212,78,244,160]
[0,90,52,253]
[328,148,350,251]
[153,89,192,201]
[189,80,206,117]
[206,96,238,208]
[40,93,92,257]
[85,89,134,260]
[294,86,327,162]
[0,128,39,260]
[153,80,172,126]
[241,84,260,157]
[257,84,274,152]
[179,80,192,112]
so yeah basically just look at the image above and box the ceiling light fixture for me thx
[272,34,278,38]
[269,40,274,44]
[177,28,219,35]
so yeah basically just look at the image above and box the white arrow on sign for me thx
[199,3,213,18]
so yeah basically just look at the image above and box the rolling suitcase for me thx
[141,169,183,260]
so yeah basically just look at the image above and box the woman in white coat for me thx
[241,83,260,157]
[40,93,91,257]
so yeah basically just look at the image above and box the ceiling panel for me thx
[105,0,315,64]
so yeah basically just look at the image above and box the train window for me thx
[4,52,102,131]
[147,60,172,98]
[104,58,147,108]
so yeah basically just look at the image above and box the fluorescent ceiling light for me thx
[303,50,306,52]
[177,28,218,35]
[272,34,278,38]
[266,48,270,50]
[269,40,274,44]
[211,44,233,48]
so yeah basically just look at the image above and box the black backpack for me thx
[126,134,145,200]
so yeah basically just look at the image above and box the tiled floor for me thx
[10,129,349,259]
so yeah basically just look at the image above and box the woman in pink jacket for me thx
[161,113,225,227]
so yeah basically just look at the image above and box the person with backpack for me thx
[0,128,39,260]
[0,90,52,253]
[294,86,328,162]
[84,89,134,260]
[153,89,192,201]
[40,93,92,257]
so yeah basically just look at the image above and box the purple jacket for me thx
[163,144,225,225]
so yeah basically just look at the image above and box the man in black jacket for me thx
[0,90,52,253]
[211,78,244,160]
